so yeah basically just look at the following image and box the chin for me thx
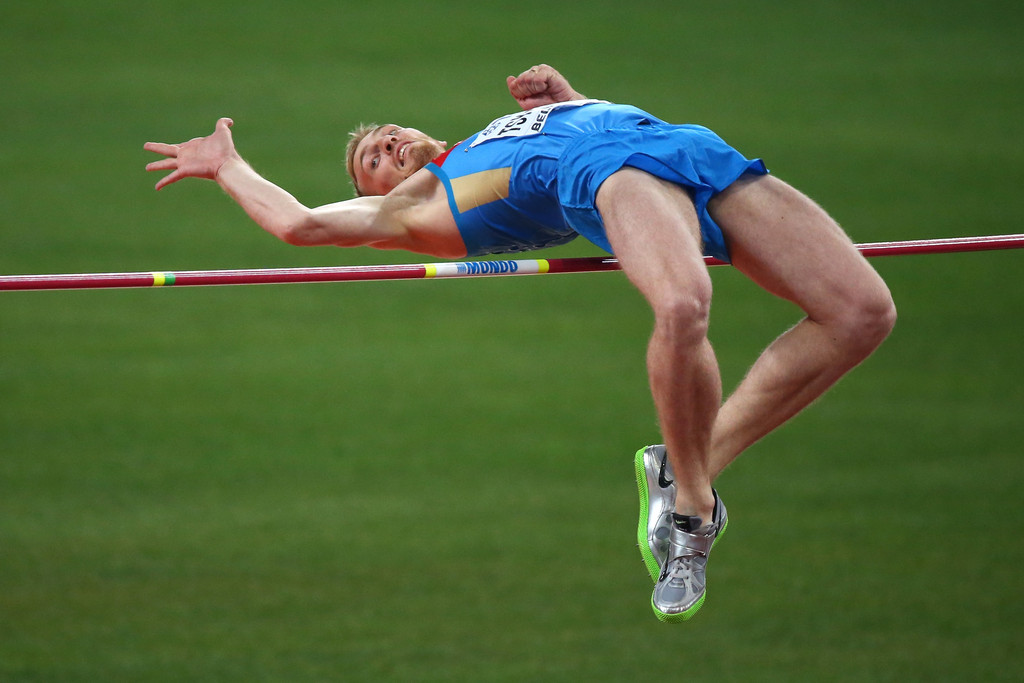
[406,142,442,171]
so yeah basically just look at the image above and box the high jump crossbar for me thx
[0,234,1022,292]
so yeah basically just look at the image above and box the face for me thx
[352,125,447,196]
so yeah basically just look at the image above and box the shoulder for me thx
[384,169,466,258]
[385,166,450,215]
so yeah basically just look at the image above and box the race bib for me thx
[469,99,606,148]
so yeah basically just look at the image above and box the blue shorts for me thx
[556,123,768,262]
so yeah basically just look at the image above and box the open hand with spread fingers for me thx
[144,117,241,190]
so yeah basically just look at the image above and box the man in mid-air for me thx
[145,64,895,622]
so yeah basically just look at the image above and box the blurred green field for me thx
[2,0,1022,680]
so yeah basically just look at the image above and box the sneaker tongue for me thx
[671,513,703,532]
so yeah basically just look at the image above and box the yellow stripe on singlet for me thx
[449,167,512,213]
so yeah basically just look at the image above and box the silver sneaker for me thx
[651,490,728,623]
[633,445,676,582]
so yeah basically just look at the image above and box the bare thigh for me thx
[596,168,711,307]
[709,174,892,323]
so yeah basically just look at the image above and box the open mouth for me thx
[396,141,411,166]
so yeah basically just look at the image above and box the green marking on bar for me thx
[152,272,176,286]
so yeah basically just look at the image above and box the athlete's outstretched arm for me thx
[144,118,403,249]
[506,64,587,109]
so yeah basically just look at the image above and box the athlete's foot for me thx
[650,489,728,623]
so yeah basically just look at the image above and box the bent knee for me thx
[831,284,897,357]
[651,287,714,346]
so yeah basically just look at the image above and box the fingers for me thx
[143,141,183,190]
[144,118,232,157]
[147,155,181,190]
[145,158,177,172]
[145,156,180,190]
[507,73,542,99]
[508,65,557,96]
[514,64,551,80]
[154,170,182,192]
[144,141,179,157]
[144,117,235,191]
[154,174,181,192]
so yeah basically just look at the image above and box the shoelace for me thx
[660,547,706,585]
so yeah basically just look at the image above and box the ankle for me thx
[674,493,716,527]
[671,512,706,532]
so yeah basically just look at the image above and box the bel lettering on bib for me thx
[469,99,605,148]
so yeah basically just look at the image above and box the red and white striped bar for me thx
[1,234,1021,292]
[0,257,622,291]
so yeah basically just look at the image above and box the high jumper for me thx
[142,64,896,623]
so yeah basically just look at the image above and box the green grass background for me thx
[2,1,1022,680]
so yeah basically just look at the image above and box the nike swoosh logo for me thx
[658,451,674,489]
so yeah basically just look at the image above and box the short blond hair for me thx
[345,123,381,196]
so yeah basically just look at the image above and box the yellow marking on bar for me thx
[424,264,437,278]
[538,259,550,274]
[152,272,167,286]
[450,167,512,213]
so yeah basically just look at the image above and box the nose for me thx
[382,134,398,154]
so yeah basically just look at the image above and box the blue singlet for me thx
[425,101,767,262]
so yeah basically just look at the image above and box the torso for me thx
[425,101,649,257]
[382,101,662,259]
